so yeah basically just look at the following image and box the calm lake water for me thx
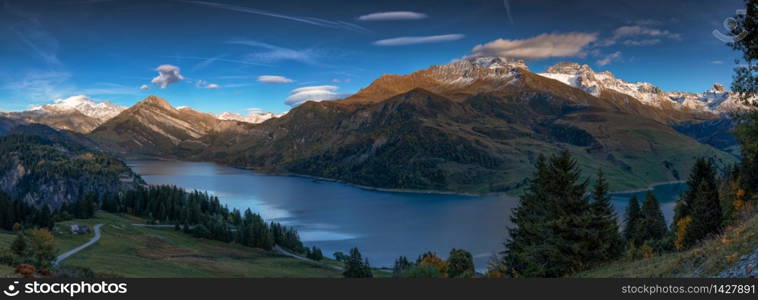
[126,159,686,270]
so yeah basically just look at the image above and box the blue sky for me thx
[0,0,749,114]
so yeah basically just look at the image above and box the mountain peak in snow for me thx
[217,111,286,124]
[540,62,672,107]
[668,83,754,113]
[31,95,126,122]
[427,56,528,87]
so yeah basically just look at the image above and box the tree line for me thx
[0,184,314,257]
[101,185,307,253]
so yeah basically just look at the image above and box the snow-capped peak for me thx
[539,62,671,107]
[538,63,755,114]
[428,56,527,86]
[31,95,127,121]
[667,83,754,113]
[217,111,286,124]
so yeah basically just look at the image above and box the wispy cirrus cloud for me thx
[227,40,322,65]
[182,1,369,33]
[1,70,72,103]
[596,51,622,66]
[373,34,465,46]
[165,55,270,67]
[79,82,143,96]
[0,70,140,106]
[191,54,226,71]
[470,33,597,59]
[357,11,427,21]
[598,24,681,47]
[5,3,62,65]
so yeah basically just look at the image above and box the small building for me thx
[69,224,91,235]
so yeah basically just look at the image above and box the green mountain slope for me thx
[0,122,142,207]
[196,69,734,193]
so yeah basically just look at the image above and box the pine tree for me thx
[675,158,717,224]
[447,249,475,278]
[38,205,53,229]
[392,256,411,278]
[639,192,668,242]
[502,150,594,277]
[684,182,723,248]
[623,195,642,244]
[10,233,27,257]
[673,158,722,249]
[588,170,624,262]
[343,248,372,278]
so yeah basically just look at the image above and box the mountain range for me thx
[5,57,753,193]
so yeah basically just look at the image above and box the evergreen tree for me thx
[674,158,717,224]
[10,233,27,257]
[502,151,595,277]
[38,205,53,229]
[673,158,722,249]
[730,0,758,103]
[683,182,723,248]
[392,256,411,278]
[623,195,642,243]
[588,170,625,261]
[333,251,348,263]
[446,249,475,278]
[639,192,668,242]
[343,248,372,278]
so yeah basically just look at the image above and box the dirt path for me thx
[53,224,103,266]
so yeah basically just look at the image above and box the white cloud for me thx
[284,85,345,107]
[151,65,184,88]
[258,75,294,84]
[613,25,680,39]
[599,25,680,47]
[470,33,597,59]
[711,60,724,65]
[357,11,427,21]
[373,34,465,46]
[206,83,220,89]
[139,84,150,90]
[596,51,622,66]
[227,40,321,65]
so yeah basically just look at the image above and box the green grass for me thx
[578,212,758,278]
[0,212,388,278]
[48,212,344,278]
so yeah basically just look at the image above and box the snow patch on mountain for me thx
[217,111,286,124]
[31,95,126,121]
[429,56,528,87]
[539,62,672,107]
[539,62,755,113]
[667,83,755,113]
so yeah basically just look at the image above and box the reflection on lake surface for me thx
[127,159,685,270]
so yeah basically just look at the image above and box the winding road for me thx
[53,224,103,266]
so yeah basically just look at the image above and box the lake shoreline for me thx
[125,157,684,197]
[610,180,686,195]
